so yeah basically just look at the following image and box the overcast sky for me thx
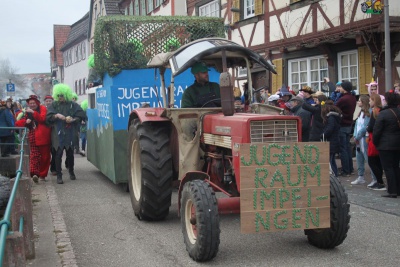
[0,0,90,74]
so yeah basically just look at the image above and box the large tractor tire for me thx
[305,175,350,248]
[181,180,220,261]
[127,119,172,221]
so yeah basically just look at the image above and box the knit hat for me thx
[44,95,53,101]
[341,81,353,92]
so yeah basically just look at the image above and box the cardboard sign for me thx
[239,143,330,233]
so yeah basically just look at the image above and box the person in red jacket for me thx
[16,95,52,183]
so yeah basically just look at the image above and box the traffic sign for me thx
[6,83,15,96]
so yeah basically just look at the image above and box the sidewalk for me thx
[27,177,77,267]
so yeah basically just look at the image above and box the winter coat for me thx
[336,93,357,127]
[373,106,400,151]
[330,91,342,104]
[353,111,370,155]
[290,104,312,142]
[302,102,324,141]
[46,101,87,149]
[321,112,341,154]
[15,105,51,146]
[0,107,15,137]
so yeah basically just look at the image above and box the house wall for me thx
[222,0,400,94]
[63,40,90,101]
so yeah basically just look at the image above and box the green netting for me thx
[94,16,225,76]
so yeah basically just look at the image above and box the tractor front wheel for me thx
[127,119,172,221]
[305,175,350,248]
[181,180,220,261]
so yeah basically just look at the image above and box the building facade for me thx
[60,13,90,97]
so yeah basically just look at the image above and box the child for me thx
[320,100,342,177]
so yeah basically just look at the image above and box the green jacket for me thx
[181,81,221,108]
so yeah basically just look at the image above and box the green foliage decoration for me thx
[93,15,225,77]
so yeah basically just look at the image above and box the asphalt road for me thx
[29,156,400,267]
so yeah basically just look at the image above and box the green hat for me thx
[191,62,209,74]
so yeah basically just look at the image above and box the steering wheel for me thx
[201,98,222,108]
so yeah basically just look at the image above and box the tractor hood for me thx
[147,38,277,76]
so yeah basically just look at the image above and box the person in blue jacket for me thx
[0,98,16,157]
[351,95,377,186]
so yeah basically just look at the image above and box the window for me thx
[147,0,153,13]
[140,0,146,15]
[244,0,255,19]
[155,0,162,8]
[75,47,78,63]
[129,1,133,15]
[94,4,98,20]
[75,81,78,94]
[199,0,220,17]
[288,56,328,92]
[79,80,82,95]
[83,78,86,94]
[338,50,359,93]
[69,50,72,66]
[134,0,139,15]
[82,43,86,60]
[237,67,247,77]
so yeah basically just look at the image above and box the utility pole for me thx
[384,0,392,91]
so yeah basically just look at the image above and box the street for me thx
[29,156,400,267]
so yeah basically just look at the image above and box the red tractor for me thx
[127,38,350,261]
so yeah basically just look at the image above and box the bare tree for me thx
[0,58,27,100]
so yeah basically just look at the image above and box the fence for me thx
[0,127,32,266]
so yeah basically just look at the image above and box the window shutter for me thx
[271,59,283,94]
[358,46,372,95]
[255,0,263,16]
[233,0,240,23]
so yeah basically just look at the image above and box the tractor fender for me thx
[177,171,210,216]
[127,107,169,130]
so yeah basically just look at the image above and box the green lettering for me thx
[303,165,321,186]
[260,190,277,209]
[267,144,280,166]
[291,188,301,208]
[305,208,320,228]
[255,145,267,165]
[270,169,286,187]
[253,189,257,210]
[306,145,320,164]
[274,210,288,229]
[255,211,270,232]
[307,188,312,207]
[293,145,307,164]
[292,209,302,228]
[288,165,301,186]
[279,145,291,165]
[254,168,268,188]
[279,189,290,208]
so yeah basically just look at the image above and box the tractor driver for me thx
[181,62,221,108]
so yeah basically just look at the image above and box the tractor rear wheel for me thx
[127,119,172,221]
[305,175,350,248]
[181,180,220,261]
